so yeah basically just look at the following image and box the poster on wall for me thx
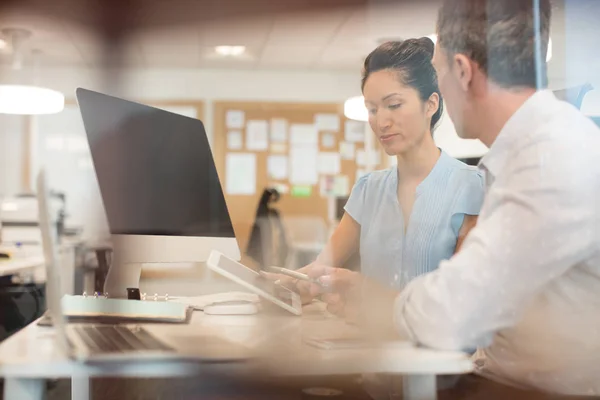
[226,110,245,129]
[246,120,269,151]
[321,132,335,148]
[356,168,368,183]
[345,120,366,143]
[315,113,340,132]
[290,124,318,146]
[356,149,381,167]
[226,153,256,195]
[339,141,355,160]
[291,186,312,198]
[270,118,288,143]
[320,175,350,197]
[318,152,341,175]
[270,143,287,153]
[269,183,289,194]
[227,131,243,150]
[290,146,318,185]
[267,155,289,180]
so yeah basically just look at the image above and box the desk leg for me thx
[402,374,437,400]
[3,378,45,400]
[71,376,90,400]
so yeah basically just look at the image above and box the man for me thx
[303,0,600,398]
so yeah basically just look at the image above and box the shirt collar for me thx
[479,89,556,178]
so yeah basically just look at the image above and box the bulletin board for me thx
[212,101,387,264]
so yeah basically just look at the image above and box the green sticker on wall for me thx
[291,185,312,197]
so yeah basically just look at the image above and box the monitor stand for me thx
[103,255,143,299]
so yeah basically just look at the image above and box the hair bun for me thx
[416,37,435,58]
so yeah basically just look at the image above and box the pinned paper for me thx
[345,120,366,143]
[290,124,318,146]
[270,183,289,194]
[270,118,288,143]
[226,110,245,129]
[321,132,335,148]
[315,113,340,132]
[246,120,269,151]
[290,147,318,185]
[357,150,381,167]
[320,175,350,197]
[267,155,288,180]
[226,153,256,195]
[339,142,355,160]
[270,143,287,154]
[318,152,341,175]
[291,186,312,198]
[356,169,368,183]
[227,131,243,150]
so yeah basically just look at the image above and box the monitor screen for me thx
[77,88,235,238]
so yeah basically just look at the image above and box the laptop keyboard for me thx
[74,325,174,354]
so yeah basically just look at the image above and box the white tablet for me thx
[207,250,302,315]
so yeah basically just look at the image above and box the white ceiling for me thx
[0,2,444,71]
[0,0,598,88]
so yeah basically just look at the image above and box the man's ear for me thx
[452,54,474,92]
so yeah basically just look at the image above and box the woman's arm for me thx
[314,213,360,267]
[455,214,478,253]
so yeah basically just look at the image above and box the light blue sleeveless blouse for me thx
[344,150,485,289]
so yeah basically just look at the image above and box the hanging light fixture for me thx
[344,95,368,122]
[0,28,64,115]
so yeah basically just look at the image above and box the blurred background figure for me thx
[246,187,288,269]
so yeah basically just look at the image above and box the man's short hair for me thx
[437,0,551,89]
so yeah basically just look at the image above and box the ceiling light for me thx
[427,34,552,62]
[344,96,368,122]
[0,28,64,115]
[215,45,246,56]
[0,85,64,115]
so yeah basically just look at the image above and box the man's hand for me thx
[306,266,363,318]
[307,266,400,337]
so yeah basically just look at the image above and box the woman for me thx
[270,37,484,303]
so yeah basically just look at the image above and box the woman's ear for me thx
[426,92,440,119]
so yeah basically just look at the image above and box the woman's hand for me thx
[259,263,325,305]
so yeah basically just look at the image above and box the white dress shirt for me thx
[393,90,600,396]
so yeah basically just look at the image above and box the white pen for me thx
[266,266,329,287]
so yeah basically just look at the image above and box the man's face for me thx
[432,42,476,139]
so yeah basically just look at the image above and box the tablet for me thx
[206,250,302,315]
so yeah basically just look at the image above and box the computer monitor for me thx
[76,88,240,298]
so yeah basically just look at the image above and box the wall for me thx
[0,66,490,214]
[0,114,25,197]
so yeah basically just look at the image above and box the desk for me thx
[0,256,45,278]
[0,302,472,400]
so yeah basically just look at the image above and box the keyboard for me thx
[73,325,174,354]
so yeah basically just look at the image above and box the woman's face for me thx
[363,70,438,156]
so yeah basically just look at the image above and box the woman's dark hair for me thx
[361,37,444,131]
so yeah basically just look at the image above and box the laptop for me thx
[36,170,251,362]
